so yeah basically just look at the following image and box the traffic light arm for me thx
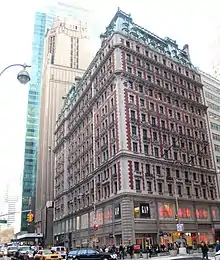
[0,209,31,218]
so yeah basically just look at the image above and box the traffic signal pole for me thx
[0,209,31,218]
[174,184,180,225]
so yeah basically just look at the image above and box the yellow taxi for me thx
[34,250,62,260]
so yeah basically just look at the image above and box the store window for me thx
[134,202,151,218]
[114,204,121,219]
[158,202,175,219]
[211,207,220,220]
[178,206,193,219]
[196,207,210,220]
[198,233,214,244]
[104,206,113,224]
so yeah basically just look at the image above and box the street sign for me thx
[0,220,7,224]
[177,223,184,232]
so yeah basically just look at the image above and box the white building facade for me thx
[201,71,220,175]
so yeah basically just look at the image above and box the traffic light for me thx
[27,212,34,223]
[175,214,179,221]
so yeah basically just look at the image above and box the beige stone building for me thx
[35,16,91,245]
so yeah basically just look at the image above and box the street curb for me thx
[171,258,203,260]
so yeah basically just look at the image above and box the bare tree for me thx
[0,227,14,244]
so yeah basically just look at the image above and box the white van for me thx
[51,246,66,259]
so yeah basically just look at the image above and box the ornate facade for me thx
[53,9,220,248]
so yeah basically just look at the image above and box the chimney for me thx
[183,44,191,62]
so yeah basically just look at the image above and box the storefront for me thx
[159,231,215,246]
[159,232,197,246]
[197,233,214,244]
[135,233,157,249]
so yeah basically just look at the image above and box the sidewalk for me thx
[123,253,214,260]
[141,255,202,260]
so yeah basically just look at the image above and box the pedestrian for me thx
[201,242,209,259]
[119,244,125,259]
[216,240,220,252]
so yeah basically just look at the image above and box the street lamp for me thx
[0,63,31,84]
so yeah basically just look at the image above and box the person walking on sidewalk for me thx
[216,240,220,252]
[201,242,209,259]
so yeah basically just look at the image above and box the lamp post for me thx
[0,63,31,84]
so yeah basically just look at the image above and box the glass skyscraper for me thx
[20,12,54,232]
[20,2,91,232]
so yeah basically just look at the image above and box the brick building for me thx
[53,9,220,248]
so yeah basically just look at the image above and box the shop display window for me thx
[196,208,208,219]
[158,203,174,219]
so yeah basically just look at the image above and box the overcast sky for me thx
[0,0,219,226]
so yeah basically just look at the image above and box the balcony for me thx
[166,176,174,182]
[146,174,154,179]
[101,142,108,150]
[173,144,180,150]
[154,140,159,145]
[143,137,151,143]
[134,171,142,176]
[113,172,117,179]
[185,179,191,185]
[110,138,116,144]
[132,135,139,141]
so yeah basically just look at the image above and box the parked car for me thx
[18,245,31,255]
[34,250,62,260]
[67,248,117,260]
[7,246,18,257]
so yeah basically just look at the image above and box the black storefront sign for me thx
[140,203,150,218]
[114,204,121,219]
[109,233,114,238]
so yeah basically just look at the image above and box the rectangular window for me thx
[141,114,146,122]
[127,67,132,73]
[139,85,143,93]
[158,183,162,193]
[138,71,142,78]
[135,179,141,191]
[131,125,137,135]
[131,110,135,119]
[154,147,159,157]
[143,129,148,140]
[168,184,172,195]
[147,182,152,192]
[134,162,139,171]
[129,95,134,103]
[126,53,131,62]
[156,166,161,175]
[140,99,145,106]
[144,145,148,154]
[133,142,138,152]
